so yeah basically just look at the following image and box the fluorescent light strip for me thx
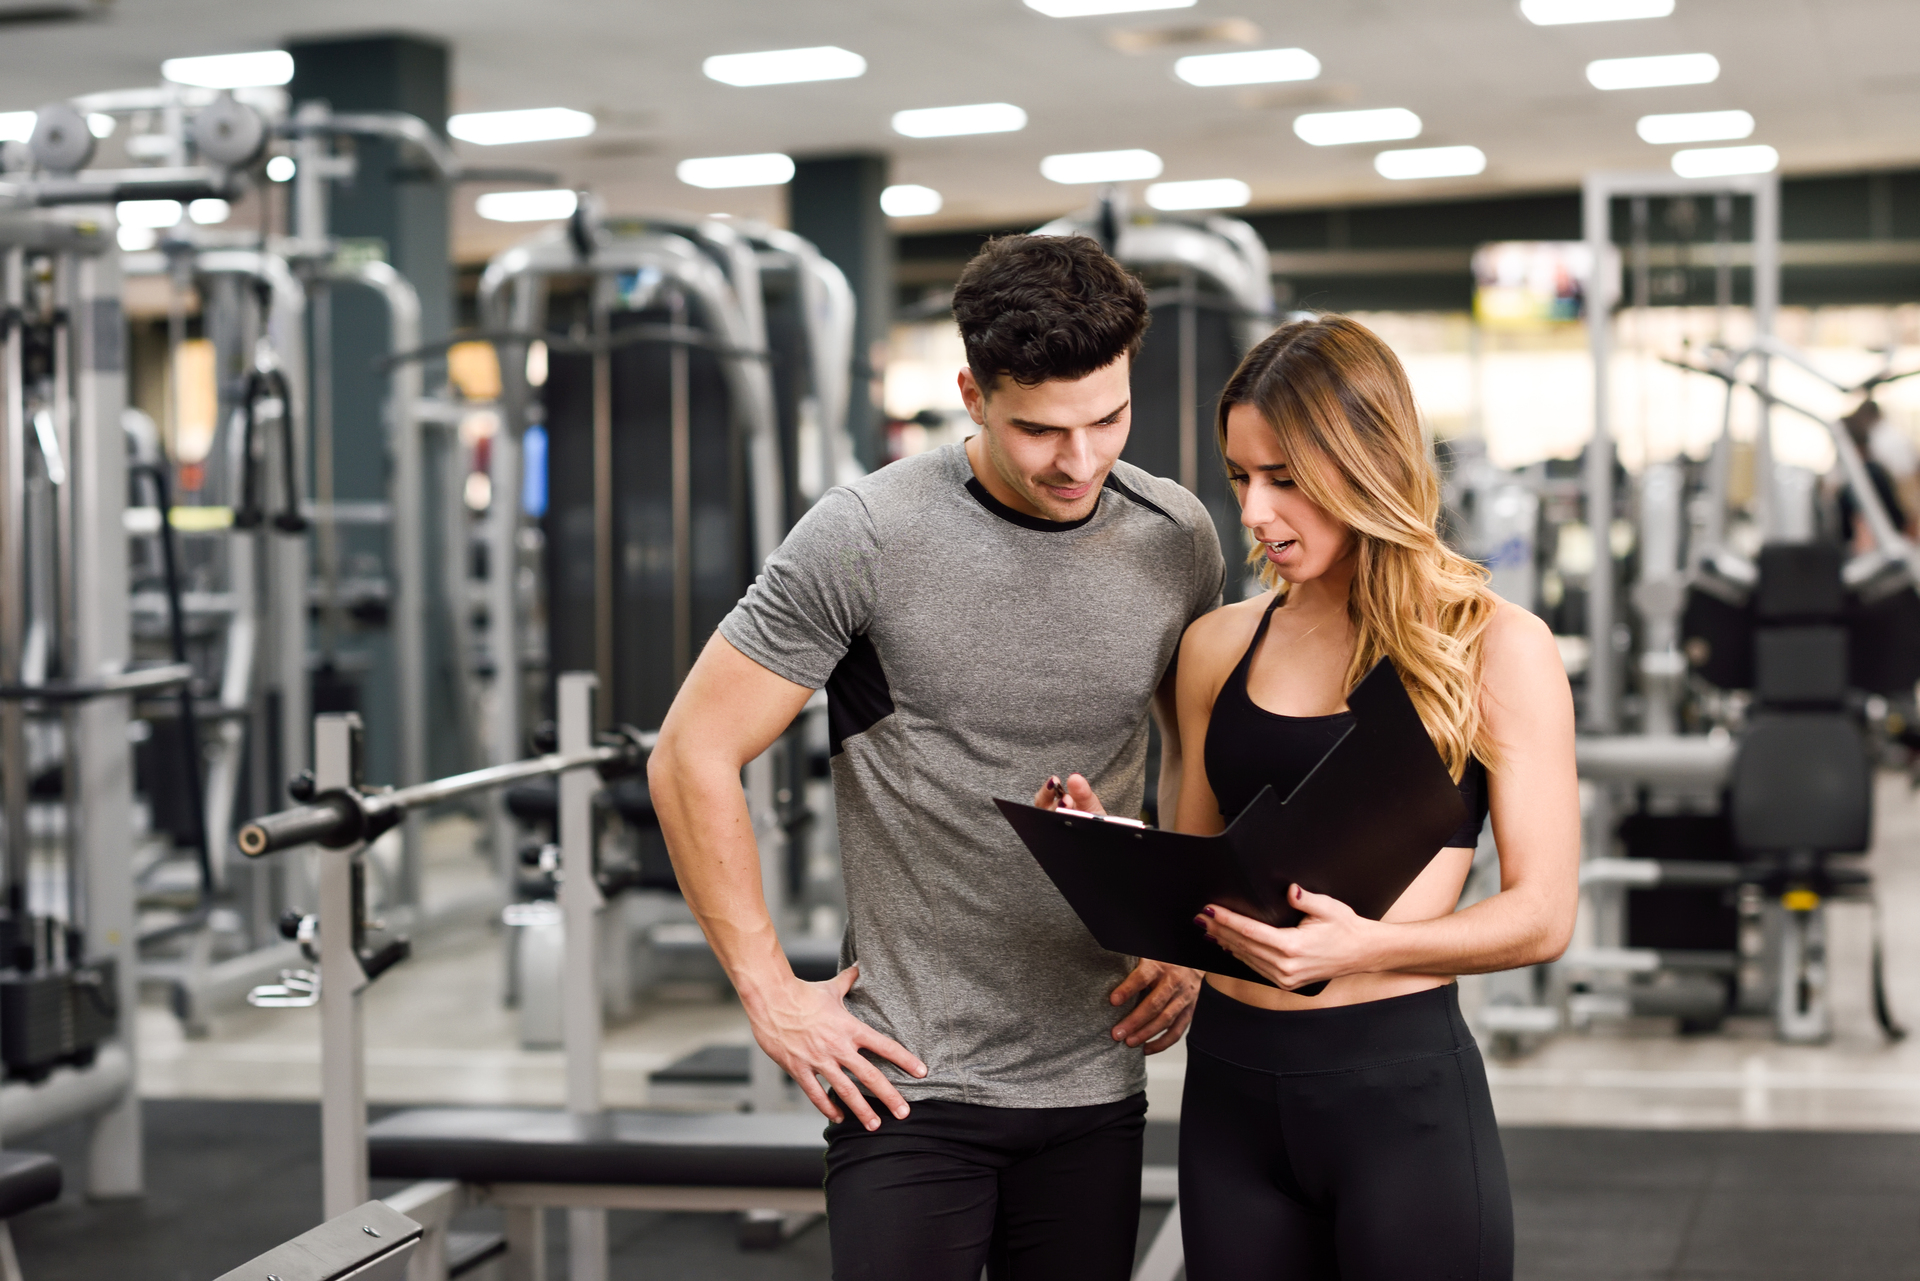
[1586,52,1719,90]
[1025,0,1194,15]
[1672,144,1777,178]
[161,50,294,89]
[1637,109,1752,143]
[188,198,230,225]
[1375,145,1486,180]
[677,153,796,189]
[1294,107,1421,146]
[1040,149,1163,184]
[703,46,866,87]
[476,189,580,222]
[881,184,943,217]
[117,199,182,228]
[1521,0,1673,24]
[892,103,1027,138]
[1174,47,1320,87]
[0,112,34,143]
[449,108,595,146]
[1146,178,1251,210]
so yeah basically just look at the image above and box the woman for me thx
[1045,315,1577,1279]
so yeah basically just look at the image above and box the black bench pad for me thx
[0,1151,61,1219]
[368,1108,825,1188]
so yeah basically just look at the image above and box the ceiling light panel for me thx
[1375,145,1486,180]
[160,50,294,89]
[702,46,866,86]
[1039,149,1164,184]
[448,107,595,146]
[1174,47,1320,87]
[1146,178,1251,210]
[1671,144,1777,178]
[116,199,182,228]
[1294,107,1421,146]
[1521,0,1674,24]
[892,103,1027,138]
[678,153,796,188]
[1025,0,1194,16]
[477,189,580,222]
[1637,109,1752,143]
[1586,52,1719,90]
[881,184,943,217]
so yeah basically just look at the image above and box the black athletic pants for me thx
[823,1091,1146,1280]
[1179,982,1513,1280]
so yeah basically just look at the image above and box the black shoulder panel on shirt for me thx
[1102,473,1179,525]
[827,632,895,756]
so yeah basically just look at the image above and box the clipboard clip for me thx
[1058,807,1146,829]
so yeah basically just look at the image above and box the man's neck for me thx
[964,433,1051,520]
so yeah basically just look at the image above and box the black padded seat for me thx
[0,1151,61,1219]
[367,1108,825,1188]
[1730,713,1872,855]
[504,778,659,830]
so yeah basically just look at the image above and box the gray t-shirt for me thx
[719,442,1225,1108]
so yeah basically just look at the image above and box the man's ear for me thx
[957,367,991,427]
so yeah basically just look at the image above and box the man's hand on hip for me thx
[751,964,927,1130]
[1108,959,1201,1053]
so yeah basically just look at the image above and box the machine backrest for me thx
[1729,713,1872,855]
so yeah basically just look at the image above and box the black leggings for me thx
[823,1092,1146,1281]
[1179,982,1512,1281]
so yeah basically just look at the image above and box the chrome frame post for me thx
[557,671,606,1281]
[315,712,371,1218]
[332,261,426,906]
[68,230,142,1197]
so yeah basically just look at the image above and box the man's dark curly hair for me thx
[951,234,1150,392]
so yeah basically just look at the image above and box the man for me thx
[649,234,1226,1279]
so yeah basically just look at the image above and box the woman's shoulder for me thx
[1477,593,1568,700]
[1180,592,1272,673]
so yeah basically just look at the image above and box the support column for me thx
[788,154,890,471]
[287,36,456,789]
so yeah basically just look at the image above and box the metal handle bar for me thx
[0,661,193,702]
[237,728,653,858]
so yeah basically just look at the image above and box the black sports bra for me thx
[1202,595,1489,849]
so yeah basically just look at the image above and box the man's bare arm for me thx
[649,632,926,1129]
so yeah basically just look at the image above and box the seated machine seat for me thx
[1730,712,1871,856]
[367,1107,825,1188]
[0,1151,60,1220]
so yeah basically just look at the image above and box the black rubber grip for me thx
[237,794,359,857]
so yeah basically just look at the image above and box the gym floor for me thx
[18,778,1920,1278]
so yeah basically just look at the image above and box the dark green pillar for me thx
[789,153,891,471]
[287,35,457,783]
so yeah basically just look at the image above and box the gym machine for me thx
[477,207,856,1047]
[43,82,518,1027]
[0,87,267,1192]
[1466,170,1918,1046]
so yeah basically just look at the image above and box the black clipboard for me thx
[995,656,1469,993]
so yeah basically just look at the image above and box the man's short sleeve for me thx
[1190,511,1228,624]
[717,486,880,690]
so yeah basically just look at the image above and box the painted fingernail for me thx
[1203,906,1217,918]
[1192,914,1208,928]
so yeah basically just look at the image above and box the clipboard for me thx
[995,656,1469,993]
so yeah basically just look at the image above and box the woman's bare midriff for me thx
[1205,843,1477,1010]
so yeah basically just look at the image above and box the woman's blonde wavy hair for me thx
[1216,314,1499,778]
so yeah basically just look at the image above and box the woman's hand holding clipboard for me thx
[998,657,1467,997]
